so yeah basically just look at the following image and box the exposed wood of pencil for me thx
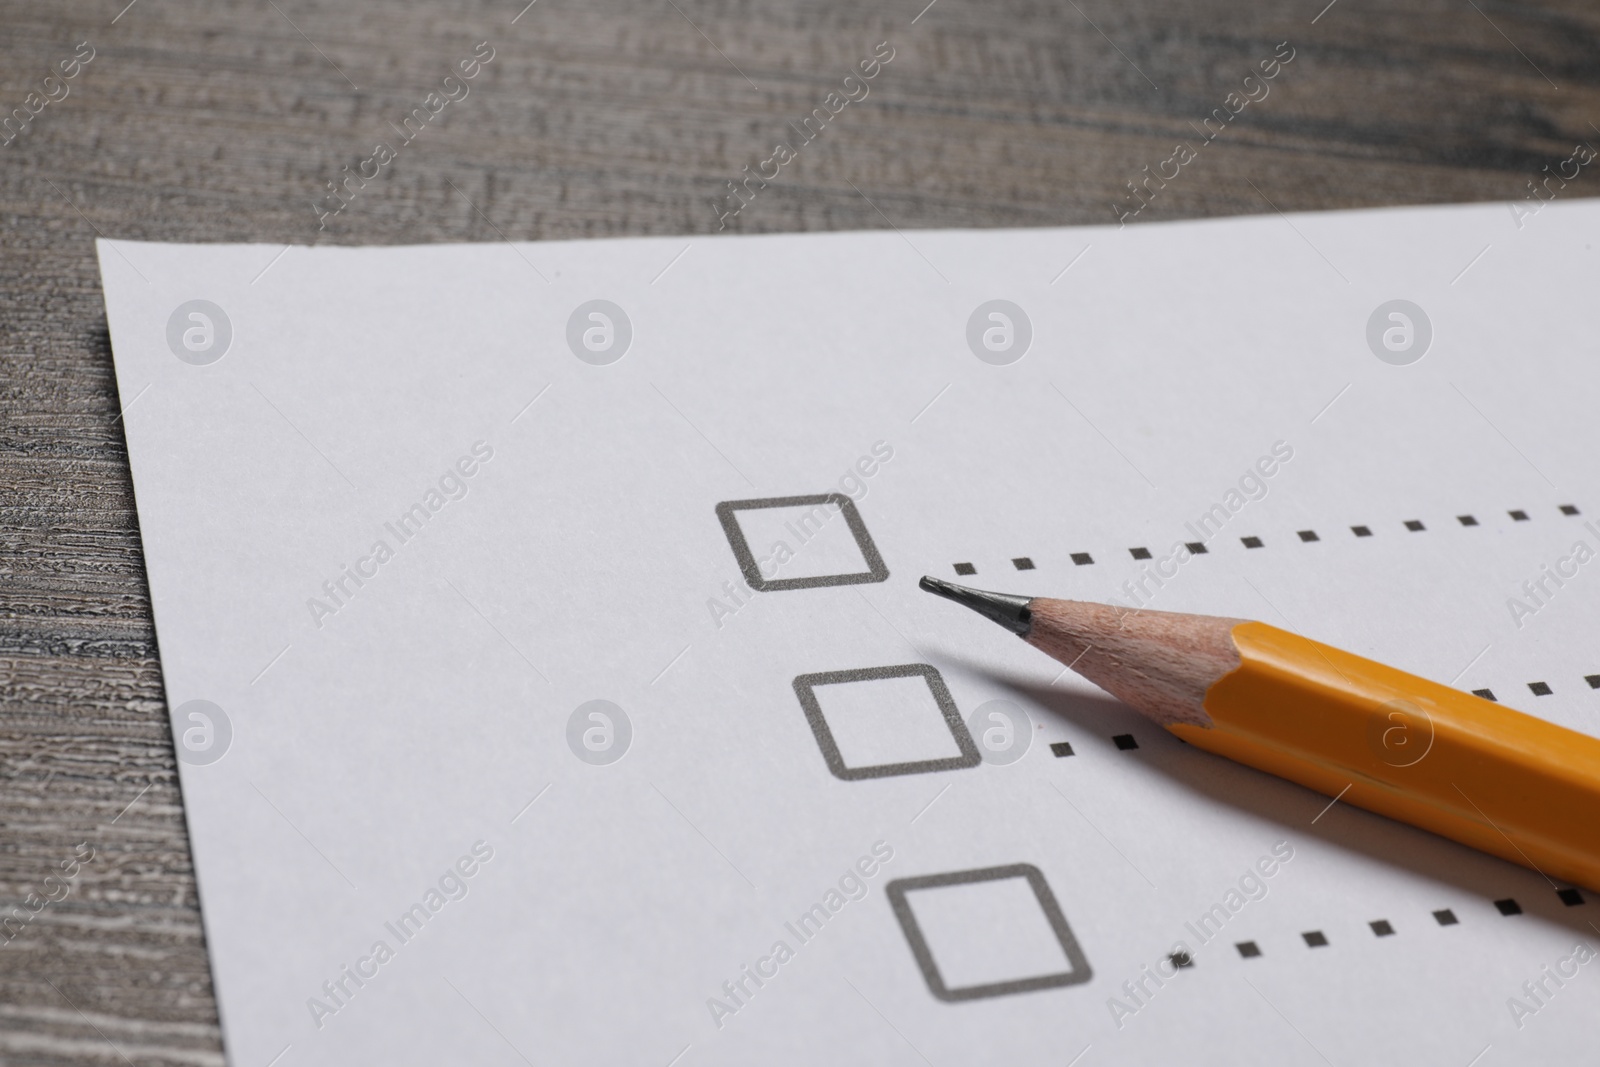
[1025,598,1245,728]
[1027,598,1600,892]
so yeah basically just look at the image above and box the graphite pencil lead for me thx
[918,575,1034,636]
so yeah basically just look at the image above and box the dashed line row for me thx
[1051,734,1589,962]
[952,504,1585,577]
[1047,734,1139,758]
[1474,677,1600,701]
[1223,889,1585,962]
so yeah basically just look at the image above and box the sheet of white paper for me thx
[98,198,1600,1066]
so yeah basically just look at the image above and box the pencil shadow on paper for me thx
[987,671,1600,941]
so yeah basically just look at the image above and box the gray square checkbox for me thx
[792,664,980,781]
[887,864,1092,1002]
[716,493,889,592]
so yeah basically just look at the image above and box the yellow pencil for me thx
[921,576,1600,891]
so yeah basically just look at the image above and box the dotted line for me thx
[950,504,1583,577]
[955,504,1592,698]
[1228,892,1582,962]
[1046,735,1587,964]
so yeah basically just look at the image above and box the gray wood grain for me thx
[2,0,1597,1060]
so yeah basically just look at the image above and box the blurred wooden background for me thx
[2,0,1597,1061]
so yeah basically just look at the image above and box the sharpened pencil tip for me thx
[918,575,1034,636]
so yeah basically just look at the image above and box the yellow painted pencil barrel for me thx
[920,577,1600,891]
[1175,622,1600,891]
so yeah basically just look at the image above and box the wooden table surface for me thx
[3,0,1596,1061]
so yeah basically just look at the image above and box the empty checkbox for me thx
[792,664,979,781]
[716,494,888,592]
[886,863,1091,1001]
